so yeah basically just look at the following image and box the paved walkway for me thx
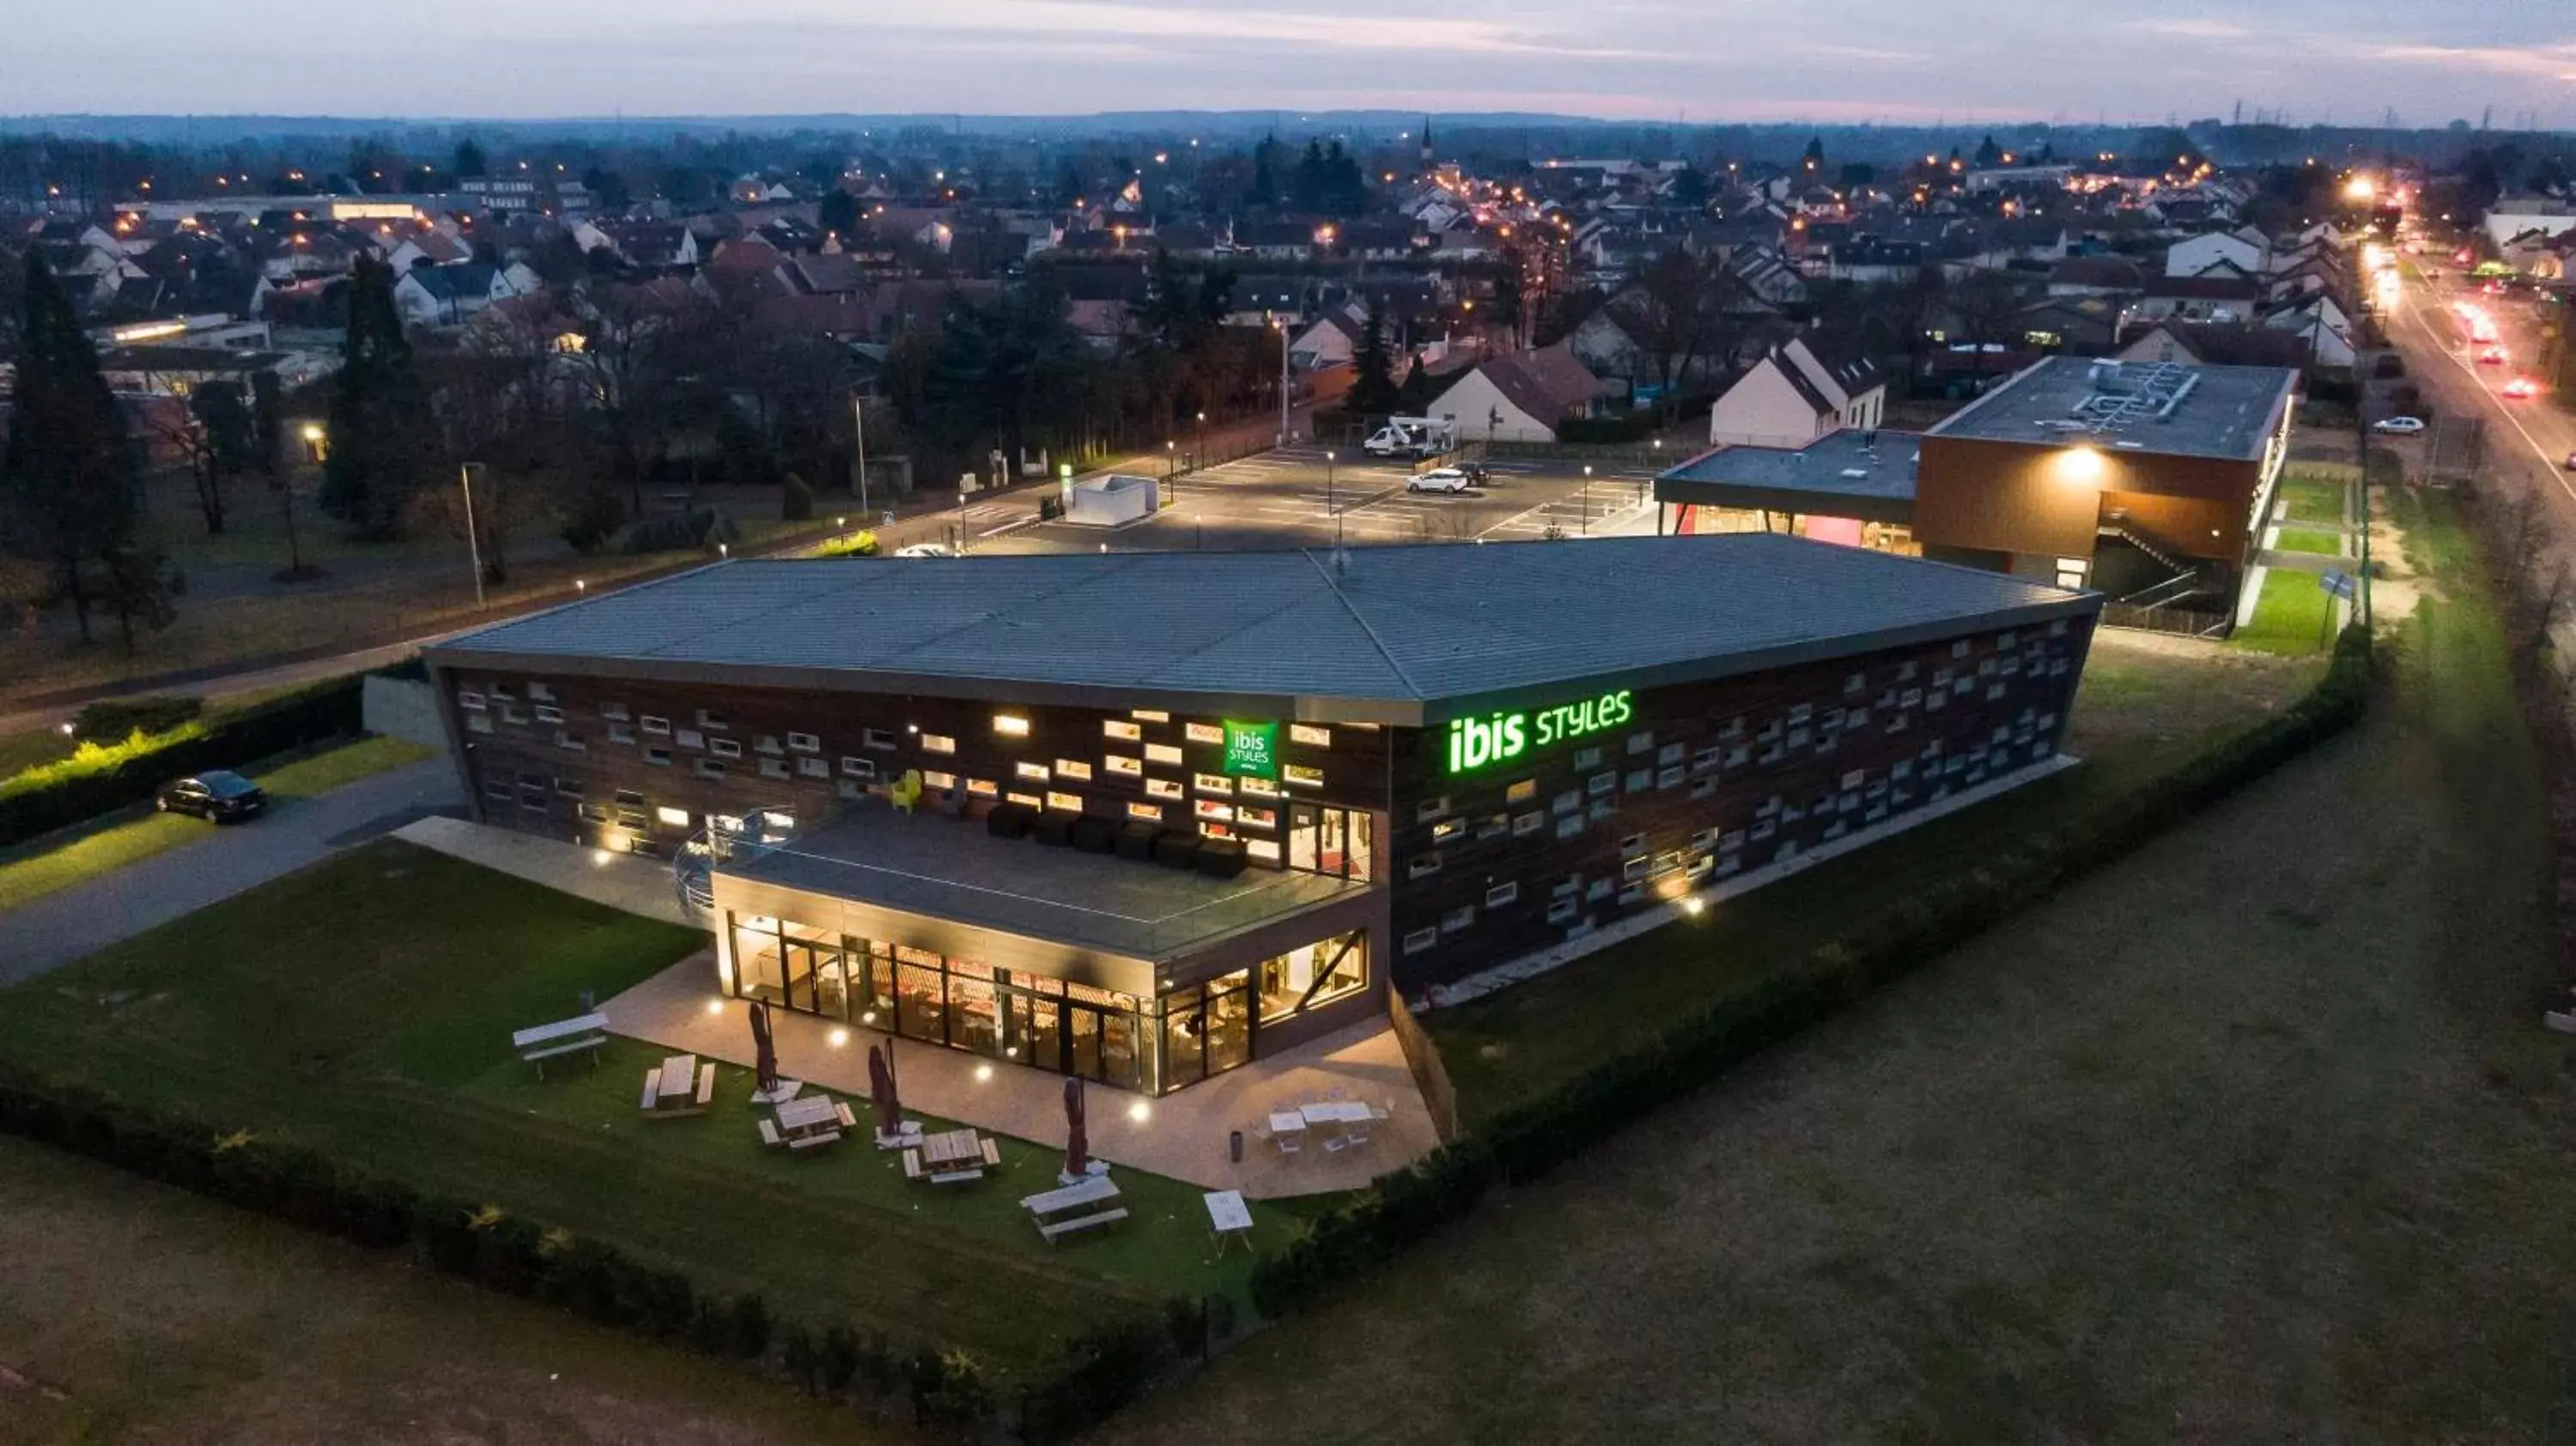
[0,758,463,987]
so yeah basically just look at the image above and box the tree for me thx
[2,252,176,651]
[453,137,488,179]
[580,165,630,210]
[1801,137,1826,175]
[817,187,861,239]
[1973,134,2003,167]
[1350,301,1400,418]
[1949,270,2026,347]
[249,369,314,580]
[321,255,435,538]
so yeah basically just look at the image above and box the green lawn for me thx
[1426,637,2324,1125]
[0,735,433,913]
[2271,526,2344,556]
[2279,474,2350,526]
[0,841,1321,1377]
[2231,568,2339,656]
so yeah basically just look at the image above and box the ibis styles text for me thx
[1444,690,1637,775]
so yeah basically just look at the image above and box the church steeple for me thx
[1419,117,1434,168]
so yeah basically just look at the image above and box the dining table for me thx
[775,1093,840,1137]
[919,1127,984,1170]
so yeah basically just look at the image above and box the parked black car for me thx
[155,770,267,822]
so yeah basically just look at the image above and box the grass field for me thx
[2279,474,2351,526]
[1425,631,2322,1124]
[0,735,432,913]
[0,841,1318,1376]
[2272,526,2344,556]
[2231,568,2339,656]
[1109,489,2576,1443]
[0,1135,903,1445]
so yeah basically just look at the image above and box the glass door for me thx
[1006,991,1061,1072]
[1288,805,1321,872]
[1067,1004,1103,1080]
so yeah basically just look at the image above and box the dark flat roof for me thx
[431,535,2095,722]
[719,807,1362,964]
[1925,355,2298,461]
[1656,430,1920,523]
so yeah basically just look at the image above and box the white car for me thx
[891,543,957,558]
[1406,467,1474,495]
[2371,416,2427,435]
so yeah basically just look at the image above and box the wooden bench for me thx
[835,1102,858,1129]
[902,1149,923,1180]
[639,1066,709,1119]
[788,1129,842,1151]
[1036,1208,1129,1244]
[694,1063,717,1108]
[512,1013,611,1079]
[931,1167,984,1184]
[759,1119,784,1147]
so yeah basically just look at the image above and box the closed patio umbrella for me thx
[868,1044,899,1138]
[750,999,778,1097]
[1062,1077,1089,1182]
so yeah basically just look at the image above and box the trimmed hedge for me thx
[1251,625,2376,1318]
[0,675,365,848]
[70,695,204,744]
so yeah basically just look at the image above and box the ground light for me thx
[1681,896,1707,917]
[1128,1101,1152,1123]
[829,1028,849,1048]
[703,998,724,1016]
[974,1063,994,1082]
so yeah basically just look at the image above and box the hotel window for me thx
[696,708,728,731]
[841,756,875,780]
[1692,745,1723,772]
[676,728,704,750]
[1441,906,1475,933]
[1194,773,1232,795]
[1625,769,1653,793]
[1485,881,1519,908]
[1238,775,1280,799]
[1008,792,1043,809]
[920,770,957,791]
[993,713,1031,738]
[556,777,586,799]
[965,777,999,798]
[1238,805,1277,829]
[490,684,515,702]
[1103,720,1142,741]
[709,737,743,759]
[1505,778,1538,804]
[654,805,690,827]
[1131,709,1170,724]
[1145,743,1183,766]
[797,756,829,779]
[1571,747,1603,773]
[1552,788,1580,815]
[1657,741,1685,766]
[1145,778,1185,801]
[607,721,634,744]
[1588,772,1616,797]
[1257,931,1366,1023]
[1625,731,1655,756]
[1127,802,1164,823]
[1415,795,1449,823]
[787,731,820,753]
[1194,799,1235,823]
[1290,723,1331,748]
[466,714,495,735]
[1546,898,1581,925]
[482,778,512,802]
[1282,763,1323,789]
[1656,766,1685,790]
[578,802,612,824]
[1185,721,1224,744]
[863,727,897,751]
[534,704,563,724]
[645,746,671,767]
[1104,754,1142,777]
[599,702,629,721]
[1622,854,1653,883]
[1587,878,1613,902]
[501,704,529,725]
[1512,811,1544,837]
[920,732,956,755]
[756,734,783,755]
[1431,817,1466,845]
[555,730,586,752]
[1408,853,1443,879]
[459,690,488,711]
[1055,758,1094,781]
[1476,814,1509,841]
[1016,761,1051,782]
[527,682,555,702]
[1247,838,1281,862]
[1402,928,1439,956]
[695,759,726,780]
[1691,778,1717,799]
[1047,791,1083,813]
[1554,814,1583,841]
[641,715,671,736]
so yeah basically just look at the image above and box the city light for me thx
[2343,175,2377,203]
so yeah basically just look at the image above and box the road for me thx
[0,758,462,987]
[2382,241,2576,501]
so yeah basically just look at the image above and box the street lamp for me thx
[458,462,487,608]
[1582,464,1593,535]
[1194,410,1207,474]
[850,392,872,515]
[1325,450,1337,517]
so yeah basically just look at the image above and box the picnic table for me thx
[512,1013,609,1078]
[638,1053,714,1118]
[767,1092,848,1151]
[1023,1175,1127,1245]
[1203,1189,1253,1255]
[1299,1101,1373,1127]
[904,1127,1000,1184]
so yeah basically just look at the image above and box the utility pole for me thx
[850,390,872,517]
[459,462,488,609]
[1273,314,1291,445]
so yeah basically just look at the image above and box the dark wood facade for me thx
[1912,434,2283,568]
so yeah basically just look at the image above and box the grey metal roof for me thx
[1656,430,1920,521]
[432,535,2096,719]
[1926,355,2298,460]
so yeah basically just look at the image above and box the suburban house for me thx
[1706,337,1886,448]
[2164,229,2266,279]
[1427,343,1614,444]
[392,261,538,328]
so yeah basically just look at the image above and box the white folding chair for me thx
[1322,1134,1352,1155]
[1274,1131,1302,1158]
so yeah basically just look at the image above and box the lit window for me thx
[1046,791,1083,813]
[1015,761,1050,781]
[1103,754,1142,777]
[655,805,690,827]
[1131,709,1170,724]
[1238,775,1280,799]
[1127,801,1164,823]
[993,714,1030,737]
[1247,838,1281,862]
[1431,818,1466,844]
[1193,773,1232,795]
[920,733,956,754]
[920,770,957,790]
[1007,791,1043,809]
[1290,723,1331,748]
[965,777,999,798]
[1194,799,1235,822]
[1283,763,1323,789]
[1055,758,1093,781]
[1103,720,1142,741]
[1145,778,1185,801]
[1145,743,1183,766]
[1184,721,1224,744]
[1505,778,1538,804]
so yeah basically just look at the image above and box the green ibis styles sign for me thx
[1444,689,1634,775]
[1223,720,1279,779]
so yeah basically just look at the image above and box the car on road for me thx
[155,770,267,823]
[1406,466,1475,495]
[2477,345,2508,365]
[891,543,957,558]
[2504,377,2540,400]
[2371,416,2427,434]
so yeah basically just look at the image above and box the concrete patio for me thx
[601,954,1438,1199]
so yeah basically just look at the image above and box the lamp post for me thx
[1581,464,1593,536]
[1194,410,1207,475]
[850,391,872,516]
[459,462,488,608]
[1325,449,1337,516]
[1273,316,1291,445]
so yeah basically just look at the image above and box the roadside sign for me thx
[2318,570,2355,599]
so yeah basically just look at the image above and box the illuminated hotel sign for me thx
[1445,690,1635,775]
[1222,720,1279,780]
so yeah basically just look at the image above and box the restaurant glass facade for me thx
[726,913,1369,1096]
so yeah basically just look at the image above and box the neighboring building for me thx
[1913,355,2299,620]
[392,261,536,327]
[2164,230,2265,279]
[423,538,2099,1093]
[1707,337,1886,447]
[1427,343,1613,443]
[1655,428,1922,553]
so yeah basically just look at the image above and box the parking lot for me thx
[966,446,1662,555]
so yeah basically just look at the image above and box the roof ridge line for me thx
[1303,548,1427,702]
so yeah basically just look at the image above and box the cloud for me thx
[2354,39,2576,80]
[2123,18,2251,39]
[851,0,1643,59]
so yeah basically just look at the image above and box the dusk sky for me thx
[4,0,2571,126]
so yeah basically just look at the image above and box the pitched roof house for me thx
[1707,336,1887,448]
[1425,343,1614,444]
